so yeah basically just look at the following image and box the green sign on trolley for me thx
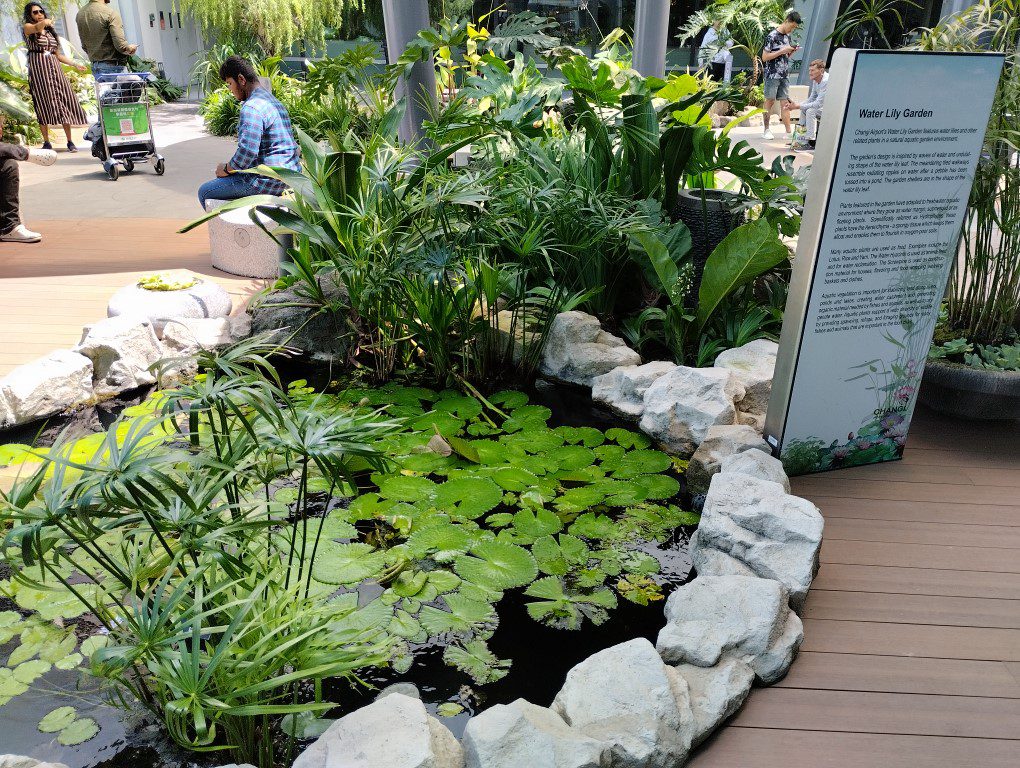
[102,103,150,145]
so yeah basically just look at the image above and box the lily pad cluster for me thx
[302,385,699,684]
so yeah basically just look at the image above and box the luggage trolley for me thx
[90,72,165,181]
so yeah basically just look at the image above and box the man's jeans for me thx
[799,107,822,141]
[91,62,129,76]
[198,173,272,210]
[0,143,29,234]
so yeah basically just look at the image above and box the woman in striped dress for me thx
[22,2,87,151]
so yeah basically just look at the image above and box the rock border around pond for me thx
[288,312,823,768]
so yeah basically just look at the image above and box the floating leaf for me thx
[568,512,620,541]
[378,475,439,504]
[510,508,563,544]
[55,653,83,670]
[554,485,607,514]
[39,706,78,733]
[434,477,502,519]
[436,702,465,717]
[13,659,51,684]
[280,711,334,739]
[548,445,596,471]
[391,571,429,598]
[348,493,396,520]
[502,405,551,433]
[605,428,651,449]
[611,449,673,478]
[489,466,540,491]
[389,610,426,641]
[485,512,514,528]
[620,550,660,576]
[554,426,605,447]
[617,575,665,606]
[407,526,477,563]
[489,390,529,409]
[443,640,511,684]
[0,668,29,697]
[312,543,389,585]
[427,570,462,594]
[58,717,99,746]
[419,594,496,636]
[454,542,538,591]
[630,474,681,500]
[80,635,109,658]
[411,411,464,436]
[434,395,483,420]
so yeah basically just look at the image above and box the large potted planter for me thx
[672,188,745,293]
[919,361,1020,420]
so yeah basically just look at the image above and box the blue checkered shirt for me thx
[229,87,301,194]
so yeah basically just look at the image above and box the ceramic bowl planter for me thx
[919,360,1020,421]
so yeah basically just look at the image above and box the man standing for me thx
[700,21,734,83]
[197,57,301,210]
[791,59,828,151]
[761,10,801,141]
[76,0,137,76]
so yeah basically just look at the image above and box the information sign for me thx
[764,50,1004,475]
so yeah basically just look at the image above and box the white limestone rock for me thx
[463,699,604,768]
[686,424,770,496]
[0,758,70,768]
[737,411,765,433]
[552,638,694,768]
[539,312,641,388]
[655,574,803,684]
[292,694,463,768]
[162,317,243,357]
[107,277,233,336]
[591,361,677,419]
[376,682,422,701]
[638,367,744,457]
[720,448,791,492]
[673,660,755,746]
[0,350,93,426]
[714,339,778,414]
[75,316,163,396]
[692,473,824,611]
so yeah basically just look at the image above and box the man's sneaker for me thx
[26,148,57,167]
[763,129,775,140]
[0,224,42,243]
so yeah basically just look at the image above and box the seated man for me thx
[198,56,301,210]
[792,59,828,150]
[0,136,56,243]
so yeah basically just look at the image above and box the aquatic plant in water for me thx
[0,349,696,764]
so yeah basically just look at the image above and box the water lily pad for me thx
[434,477,502,519]
[454,541,538,591]
[443,639,510,684]
[547,445,596,471]
[434,395,483,420]
[630,474,681,500]
[406,526,477,562]
[436,702,465,718]
[427,570,462,594]
[554,426,606,447]
[500,429,564,454]
[420,594,496,636]
[348,492,396,520]
[605,428,651,449]
[411,411,464,436]
[554,485,607,514]
[489,391,529,410]
[511,508,563,543]
[80,635,109,658]
[312,543,389,585]
[489,466,540,492]
[378,475,439,504]
[58,717,99,746]
[390,610,425,640]
[611,449,673,478]
[502,405,551,433]
[569,512,623,541]
[39,706,77,733]
[0,668,29,697]
[13,659,51,684]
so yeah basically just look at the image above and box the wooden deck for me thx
[690,405,1020,768]
[0,218,265,377]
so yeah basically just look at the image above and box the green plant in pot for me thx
[913,0,1020,419]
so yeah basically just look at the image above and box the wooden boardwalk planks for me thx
[0,218,264,377]
[692,406,1020,766]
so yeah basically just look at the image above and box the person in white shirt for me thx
[699,21,733,82]
[792,59,828,149]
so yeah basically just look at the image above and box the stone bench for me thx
[205,198,291,279]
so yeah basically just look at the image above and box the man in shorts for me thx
[761,10,801,141]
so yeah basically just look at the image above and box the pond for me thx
[0,377,697,767]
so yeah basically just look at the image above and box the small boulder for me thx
[552,638,694,768]
[714,339,778,415]
[685,424,770,497]
[0,350,93,426]
[539,312,641,388]
[692,473,824,611]
[673,660,755,746]
[161,317,246,357]
[720,448,791,492]
[292,693,463,768]
[107,276,233,336]
[638,367,744,456]
[591,361,677,419]
[737,411,765,433]
[0,758,70,768]
[655,574,802,684]
[376,682,422,701]
[75,316,163,396]
[249,270,354,364]
[463,699,604,768]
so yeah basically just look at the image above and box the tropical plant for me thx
[913,0,1020,346]
[678,0,787,93]
[828,0,921,49]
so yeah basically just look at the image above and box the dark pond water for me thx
[1,376,694,765]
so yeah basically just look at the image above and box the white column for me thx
[381,0,437,144]
[797,0,840,84]
[632,0,670,78]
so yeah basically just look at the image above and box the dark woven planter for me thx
[672,189,745,293]
[918,360,1020,421]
